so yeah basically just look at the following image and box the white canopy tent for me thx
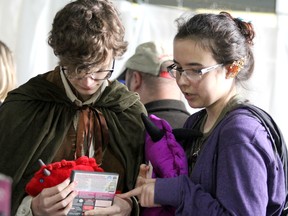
[0,0,287,141]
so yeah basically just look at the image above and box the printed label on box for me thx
[68,171,119,216]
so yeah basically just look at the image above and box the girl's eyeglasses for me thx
[167,63,223,81]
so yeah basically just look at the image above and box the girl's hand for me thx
[117,179,159,208]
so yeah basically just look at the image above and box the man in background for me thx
[118,41,190,128]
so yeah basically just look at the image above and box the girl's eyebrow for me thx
[173,59,203,67]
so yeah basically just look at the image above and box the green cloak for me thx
[0,72,146,214]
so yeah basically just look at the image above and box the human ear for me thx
[133,71,143,90]
[225,58,245,79]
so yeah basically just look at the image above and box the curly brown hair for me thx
[48,0,128,67]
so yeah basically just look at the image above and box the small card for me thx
[146,161,153,179]
[68,170,119,216]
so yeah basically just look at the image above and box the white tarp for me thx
[0,0,287,141]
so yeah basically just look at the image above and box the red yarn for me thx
[25,156,103,196]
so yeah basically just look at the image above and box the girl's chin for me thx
[187,100,201,109]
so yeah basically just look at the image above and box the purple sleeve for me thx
[155,176,230,215]
[215,134,285,215]
[154,115,285,215]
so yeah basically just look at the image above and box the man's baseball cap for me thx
[117,41,173,81]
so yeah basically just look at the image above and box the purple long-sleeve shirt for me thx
[155,108,285,215]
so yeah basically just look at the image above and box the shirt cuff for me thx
[16,195,33,216]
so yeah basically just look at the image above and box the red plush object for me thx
[25,156,103,196]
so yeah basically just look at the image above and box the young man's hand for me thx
[31,179,77,216]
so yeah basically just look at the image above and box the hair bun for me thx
[234,18,255,45]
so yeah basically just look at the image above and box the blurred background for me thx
[0,0,287,141]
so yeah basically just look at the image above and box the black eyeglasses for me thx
[64,60,115,80]
[167,63,223,81]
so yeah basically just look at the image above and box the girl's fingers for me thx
[117,187,142,199]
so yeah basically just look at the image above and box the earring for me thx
[226,57,245,78]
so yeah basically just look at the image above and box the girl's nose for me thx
[177,74,190,86]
